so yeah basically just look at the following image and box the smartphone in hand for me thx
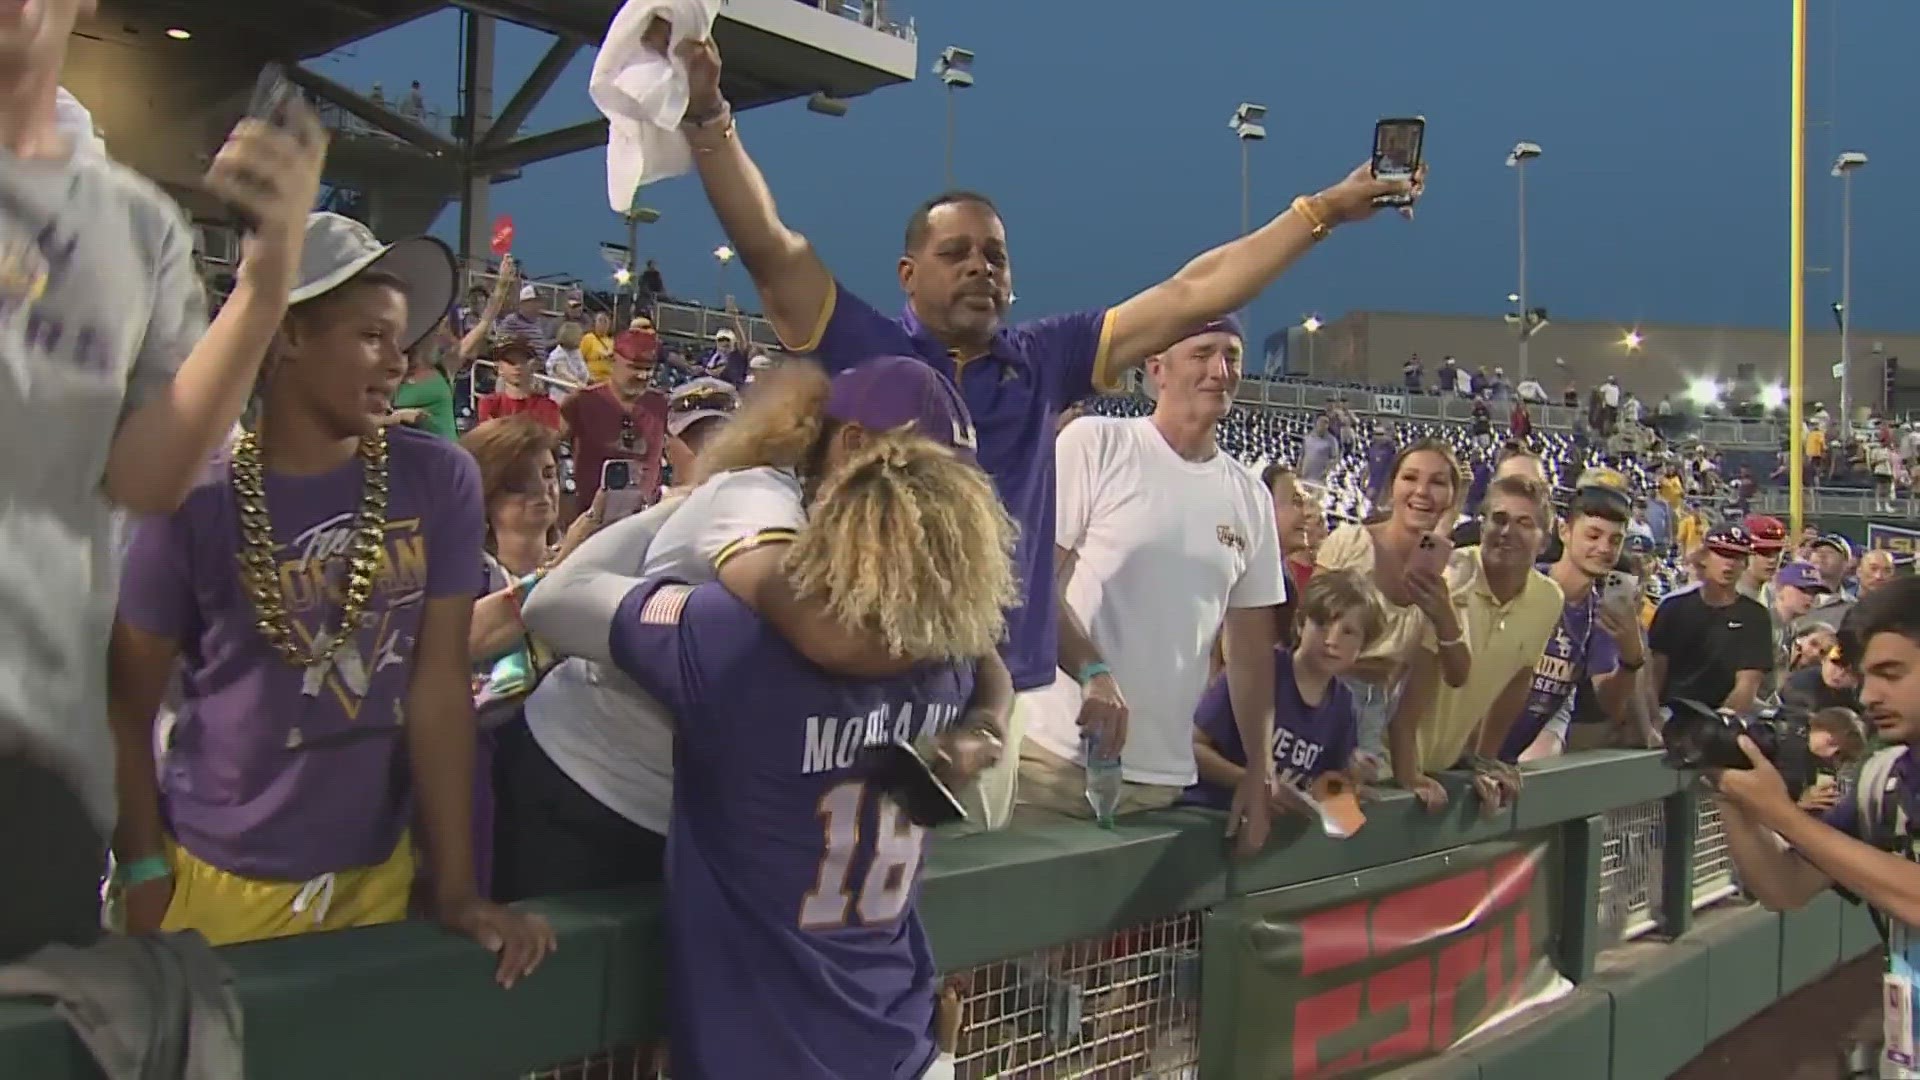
[227,64,304,233]
[1370,116,1426,208]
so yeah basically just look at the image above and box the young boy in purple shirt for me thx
[108,215,553,985]
[527,418,1020,1080]
[1188,570,1386,813]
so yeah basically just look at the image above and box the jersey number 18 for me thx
[799,779,926,930]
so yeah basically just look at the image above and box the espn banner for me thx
[1371,393,1407,416]
[1868,522,1920,556]
[1213,837,1569,1078]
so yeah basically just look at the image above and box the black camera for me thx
[1660,698,1818,800]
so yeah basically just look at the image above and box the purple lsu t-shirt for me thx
[1181,648,1357,810]
[609,578,975,1080]
[811,282,1107,691]
[117,427,485,881]
[1499,590,1621,761]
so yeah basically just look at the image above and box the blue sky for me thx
[315,0,1914,356]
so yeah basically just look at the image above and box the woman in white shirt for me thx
[544,321,593,403]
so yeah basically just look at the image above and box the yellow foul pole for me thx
[1788,0,1808,535]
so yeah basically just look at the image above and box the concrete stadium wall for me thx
[1289,310,1920,418]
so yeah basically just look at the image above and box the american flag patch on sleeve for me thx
[640,583,694,626]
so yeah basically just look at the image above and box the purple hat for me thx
[1702,525,1752,558]
[826,356,978,463]
[1183,312,1244,343]
[1774,561,1832,595]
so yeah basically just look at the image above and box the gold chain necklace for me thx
[231,428,392,668]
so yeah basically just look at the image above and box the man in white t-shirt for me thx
[1017,315,1285,856]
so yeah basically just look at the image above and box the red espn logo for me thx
[1289,850,1540,1077]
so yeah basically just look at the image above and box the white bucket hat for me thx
[288,213,456,352]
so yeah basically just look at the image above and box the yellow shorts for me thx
[159,835,415,947]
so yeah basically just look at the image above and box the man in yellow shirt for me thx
[1390,475,1564,813]
[1675,502,1709,557]
[580,312,617,383]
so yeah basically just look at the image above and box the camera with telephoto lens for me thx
[1660,698,1817,801]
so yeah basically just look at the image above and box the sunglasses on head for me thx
[673,390,736,414]
[620,413,636,451]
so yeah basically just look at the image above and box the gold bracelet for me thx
[1291,195,1332,241]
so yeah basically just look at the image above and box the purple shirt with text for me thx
[1181,648,1357,810]
[116,427,484,881]
[811,283,1107,690]
[609,578,975,1080]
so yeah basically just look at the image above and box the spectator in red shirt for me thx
[477,339,563,430]
[559,326,669,523]
[1510,398,1533,441]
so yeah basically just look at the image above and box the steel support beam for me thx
[473,118,609,175]
[476,36,582,154]
[457,10,497,269]
[285,65,458,157]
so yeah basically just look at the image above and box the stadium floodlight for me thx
[1229,103,1267,141]
[934,47,975,186]
[1229,103,1267,235]
[1507,141,1543,380]
[1302,315,1322,333]
[1760,384,1787,410]
[1623,330,1643,350]
[1688,377,1722,408]
[1832,150,1868,438]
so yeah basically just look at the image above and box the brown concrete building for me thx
[1281,311,1920,419]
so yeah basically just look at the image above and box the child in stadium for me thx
[524,417,1016,1080]
[1187,570,1387,816]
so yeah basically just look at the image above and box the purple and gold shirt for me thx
[801,283,1114,690]
[609,577,975,1080]
[117,427,485,881]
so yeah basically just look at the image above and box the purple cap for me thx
[1182,312,1244,344]
[1774,561,1832,594]
[826,356,978,462]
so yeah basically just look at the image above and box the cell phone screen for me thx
[1372,118,1425,181]
[601,459,633,491]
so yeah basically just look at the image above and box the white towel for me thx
[590,0,723,213]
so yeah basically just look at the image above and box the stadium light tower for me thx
[933,47,974,187]
[1229,103,1267,236]
[1832,150,1868,440]
[1506,141,1543,382]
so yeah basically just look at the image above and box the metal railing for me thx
[802,0,917,41]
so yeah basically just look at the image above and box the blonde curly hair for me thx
[785,429,1019,662]
[690,358,834,484]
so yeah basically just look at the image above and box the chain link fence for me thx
[520,797,1742,1079]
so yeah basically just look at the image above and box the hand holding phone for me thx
[600,458,645,521]
[1369,117,1426,208]
[206,66,328,283]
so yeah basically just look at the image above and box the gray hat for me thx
[288,213,456,352]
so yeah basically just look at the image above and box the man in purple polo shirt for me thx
[666,30,1421,839]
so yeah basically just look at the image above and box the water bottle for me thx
[1083,730,1123,828]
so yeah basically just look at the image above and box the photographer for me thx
[1711,577,1920,1077]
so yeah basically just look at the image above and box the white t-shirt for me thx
[524,467,804,833]
[1024,417,1286,786]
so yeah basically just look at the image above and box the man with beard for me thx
[1648,525,1773,716]
[663,29,1421,844]
[1390,476,1563,813]
[1709,577,1920,1080]
[561,324,670,521]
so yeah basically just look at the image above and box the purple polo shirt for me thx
[608,578,975,1080]
[807,282,1112,690]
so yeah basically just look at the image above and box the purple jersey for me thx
[1181,647,1356,810]
[609,578,975,1080]
[1499,588,1620,761]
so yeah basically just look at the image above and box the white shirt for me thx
[1601,382,1621,408]
[1025,417,1286,786]
[545,345,592,402]
[524,467,804,833]
[1516,379,1546,403]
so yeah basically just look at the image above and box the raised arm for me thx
[1100,163,1419,377]
[105,104,328,514]
[675,36,835,350]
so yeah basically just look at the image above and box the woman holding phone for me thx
[1314,438,1471,773]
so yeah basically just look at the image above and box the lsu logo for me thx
[1217,525,1246,553]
